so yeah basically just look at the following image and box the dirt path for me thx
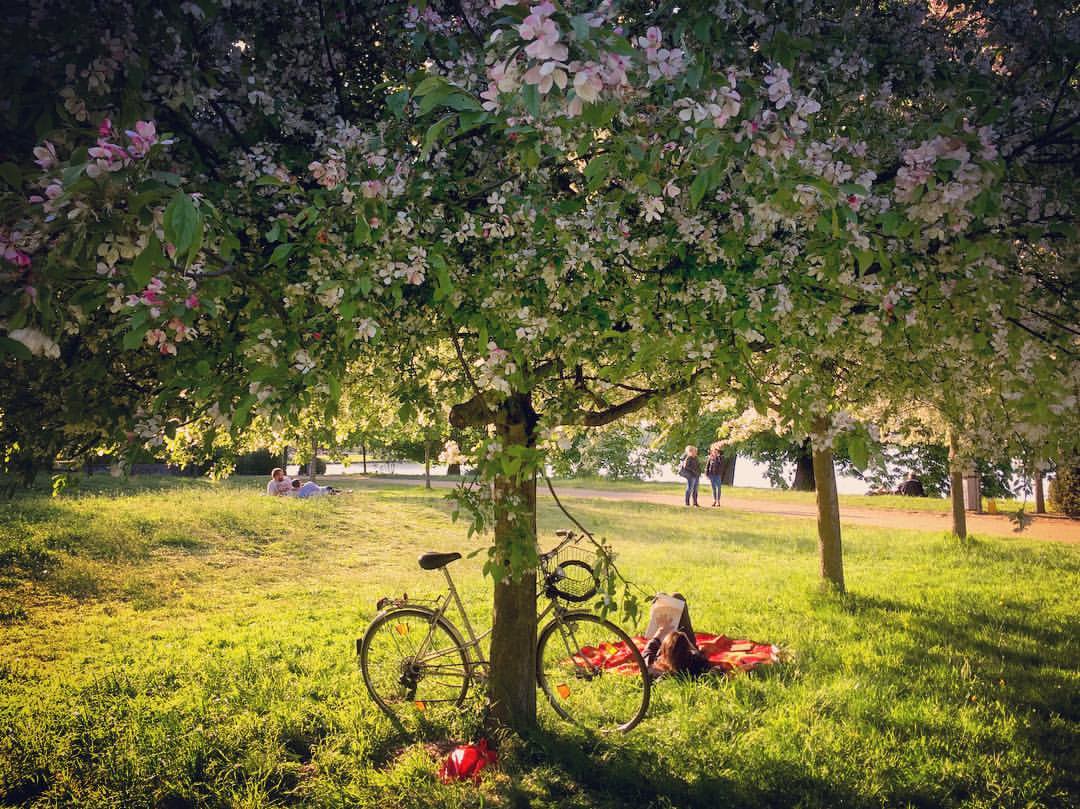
[345,476,1080,544]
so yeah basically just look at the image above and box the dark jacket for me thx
[705,454,725,477]
[681,455,701,477]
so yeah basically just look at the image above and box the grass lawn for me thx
[1,476,1076,808]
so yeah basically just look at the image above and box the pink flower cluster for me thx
[85,119,159,178]
[637,26,684,83]
[1,230,32,269]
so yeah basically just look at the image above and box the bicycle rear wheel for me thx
[536,612,650,732]
[359,607,470,720]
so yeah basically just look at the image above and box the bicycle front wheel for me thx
[536,612,650,732]
[359,607,470,720]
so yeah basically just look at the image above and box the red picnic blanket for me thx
[576,633,780,676]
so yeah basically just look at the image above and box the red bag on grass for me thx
[437,739,497,784]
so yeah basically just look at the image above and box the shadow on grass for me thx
[516,725,868,809]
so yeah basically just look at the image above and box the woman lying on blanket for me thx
[641,593,726,679]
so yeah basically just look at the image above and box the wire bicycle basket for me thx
[540,531,600,603]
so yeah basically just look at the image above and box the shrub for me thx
[1047,462,1080,516]
[296,456,327,475]
[234,448,282,476]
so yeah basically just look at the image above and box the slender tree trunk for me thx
[447,462,462,476]
[811,427,844,592]
[424,441,432,489]
[488,394,538,731]
[361,443,367,475]
[949,432,967,540]
[721,453,736,486]
[792,439,816,491]
[1034,469,1045,514]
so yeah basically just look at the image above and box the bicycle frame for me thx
[410,564,564,672]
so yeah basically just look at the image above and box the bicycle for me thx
[357,529,651,732]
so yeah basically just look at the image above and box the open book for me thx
[644,594,686,641]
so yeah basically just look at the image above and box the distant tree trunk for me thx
[1034,469,1045,514]
[488,394,538,731]
[949,431,967,540]
[424,441,432,489]
[362,443,367,475]
[447,463,461,476]
[720,453,736,486]
[811,430,845,592]
[282,445,289,471]
[792,439,816,491]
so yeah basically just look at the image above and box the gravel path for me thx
[344,476,1080,544]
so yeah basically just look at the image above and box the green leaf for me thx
[122,324,150,350]
[352,215,371,246]
[421,114,456,158]
[387,89,410,119]
[269,243,295,266]
[689,169,711,209]
[849,435,869,472]
[0,163,21,190]
[570,14,590,41]
[131,233,164,286]
[413,75,449,96]
[584,154,613,192]
[232,394,257,427]
[255,174,284,186]
[0,336,32,360]
[62,163,86,187]
[855,249,875,274]
[163,193,200,255]
[522,83,541,119]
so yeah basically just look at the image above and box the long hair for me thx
[653,631,697,674]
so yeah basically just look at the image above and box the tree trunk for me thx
[721,453,736,486]
[488,394,539,731]
[424,441,431,489]
[811,429,844,592]
[792,439,816,491]
[1034,469,1045,514]
[362,443,367,475]
[949,432,967,540]
[447,462,461,476]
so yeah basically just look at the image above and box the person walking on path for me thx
[680,446,702,507]
[705,443,725,506]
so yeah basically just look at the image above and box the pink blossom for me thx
[360,179,385,198]
[125,120,158,158]
[519,6,567,63]
[98,118,113,136]
[523,60,568,95]
[32,141,58,170]
[185,293,200,309]
[572,63,604,103]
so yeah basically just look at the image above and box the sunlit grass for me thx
[0,478,1076,808]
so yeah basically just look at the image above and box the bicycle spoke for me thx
[537,613,650,732]
[360,608,470,720]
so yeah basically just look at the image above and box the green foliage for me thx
[0,478,1076,807]
[1047,462,1080,516]
[233,447,282,476]
[296,455,328,475]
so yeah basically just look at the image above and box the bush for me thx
[296,456,327,475]
[1047,462,1080,516]
[234,448,282,476]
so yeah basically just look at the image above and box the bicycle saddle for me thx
[418,552,462,570]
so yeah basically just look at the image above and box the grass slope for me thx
[0,477,1076,808]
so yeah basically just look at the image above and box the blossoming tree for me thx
[2,0,1076,728]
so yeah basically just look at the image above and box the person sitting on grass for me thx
[896,472,926,497]
[266,467,292,496]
